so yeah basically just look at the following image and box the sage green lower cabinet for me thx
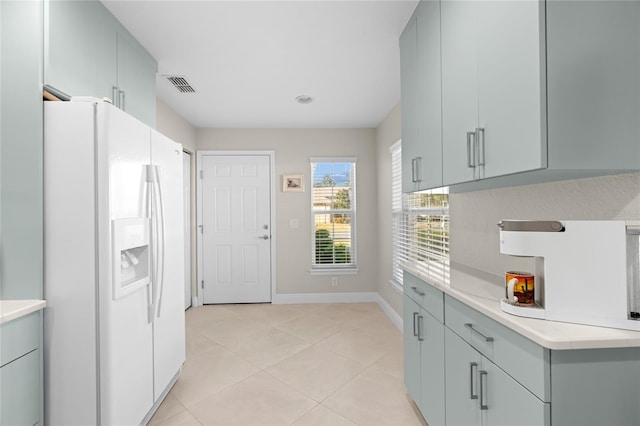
[0,350,40,425]
[402,274,640,425]
[0,312,43,425]
[403,272,445,426]
[403,295,422,404]
[444,328,549,426]
[403,295,446,426]
[549,348,640,426]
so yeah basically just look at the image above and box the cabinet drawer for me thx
[404,271,444,323]
[0,349,40,426]
[1,312,40,367]
[445,295,550,401]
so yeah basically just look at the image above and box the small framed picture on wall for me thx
[283,174,304,192]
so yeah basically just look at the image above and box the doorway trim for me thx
[195,150,276,306]
[183,149,194,309]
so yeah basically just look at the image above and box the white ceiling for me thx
[101,0,418,129]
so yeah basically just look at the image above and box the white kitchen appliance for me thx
[498,220,640,331]
[44,99,185,425]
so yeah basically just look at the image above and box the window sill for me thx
[309,267,359,276]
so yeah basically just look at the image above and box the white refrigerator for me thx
[44,99,185,425]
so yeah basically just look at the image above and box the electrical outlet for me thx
[331,276,338,287]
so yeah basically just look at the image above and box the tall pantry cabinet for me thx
[1,1,45,424]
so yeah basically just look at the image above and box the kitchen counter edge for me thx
[402,262,640,350]
[0,300,47,325]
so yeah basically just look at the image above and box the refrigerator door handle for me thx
[154,165,167,318]
[146,165,159,324]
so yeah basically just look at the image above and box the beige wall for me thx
[375,103,403,315]
[449,172,640,276]
[156,98,197,152]
[196,128,378,296]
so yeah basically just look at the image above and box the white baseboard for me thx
[272,292,378,304]
[375,293,403,332]
[272,291,404,333]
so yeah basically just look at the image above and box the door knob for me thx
[259,235,270,240]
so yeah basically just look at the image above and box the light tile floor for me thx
[149,303,426,426]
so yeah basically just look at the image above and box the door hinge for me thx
[201,280,204,289]
[198,224,203,234]
[199,170,203,179]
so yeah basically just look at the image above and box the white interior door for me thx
[183,151,192,309]
[199,153,272,304]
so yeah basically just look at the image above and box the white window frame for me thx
[309,157,358,275]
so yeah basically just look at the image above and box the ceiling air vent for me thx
[165,75,196,93]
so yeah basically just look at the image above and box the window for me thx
[310,158,357,273]
[390,142,449,287]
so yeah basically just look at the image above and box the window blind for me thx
[390,142,450,286]
[390,142,404,285]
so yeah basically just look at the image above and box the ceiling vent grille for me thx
[166,76,196,93]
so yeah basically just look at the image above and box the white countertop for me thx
[403,262,640,350]
[0,300,46,325]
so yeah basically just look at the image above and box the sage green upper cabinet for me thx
[115,29,158,127]
[45,0,115,101]
[545,0,640,171]
[441,0,545,186]
[45,0,157,127]
[400,1,442,192]
[397,0,640,192]
[400,15,420,191]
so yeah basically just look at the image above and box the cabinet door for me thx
[445,328,481,426]
[419,311,445,426]
[116,30,158,128]
[416,0,443,190]
[403,294,422,404]
[45,0,116,99]
[481,359,550,426]
[477,0,546,179]
[1,0,44,300]
[0,350,40,426]
[441,0,479,186]
[400,16,421,192]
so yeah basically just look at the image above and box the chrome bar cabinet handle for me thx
[470,362,478,399]
[411,286,425,297]
[467,131,476,168]
[417,315,424,341]
[464,323,494,342]
[480,370,489,410]
[119,90,126,111]
[476,127,485,166]
[413,157,422,183]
